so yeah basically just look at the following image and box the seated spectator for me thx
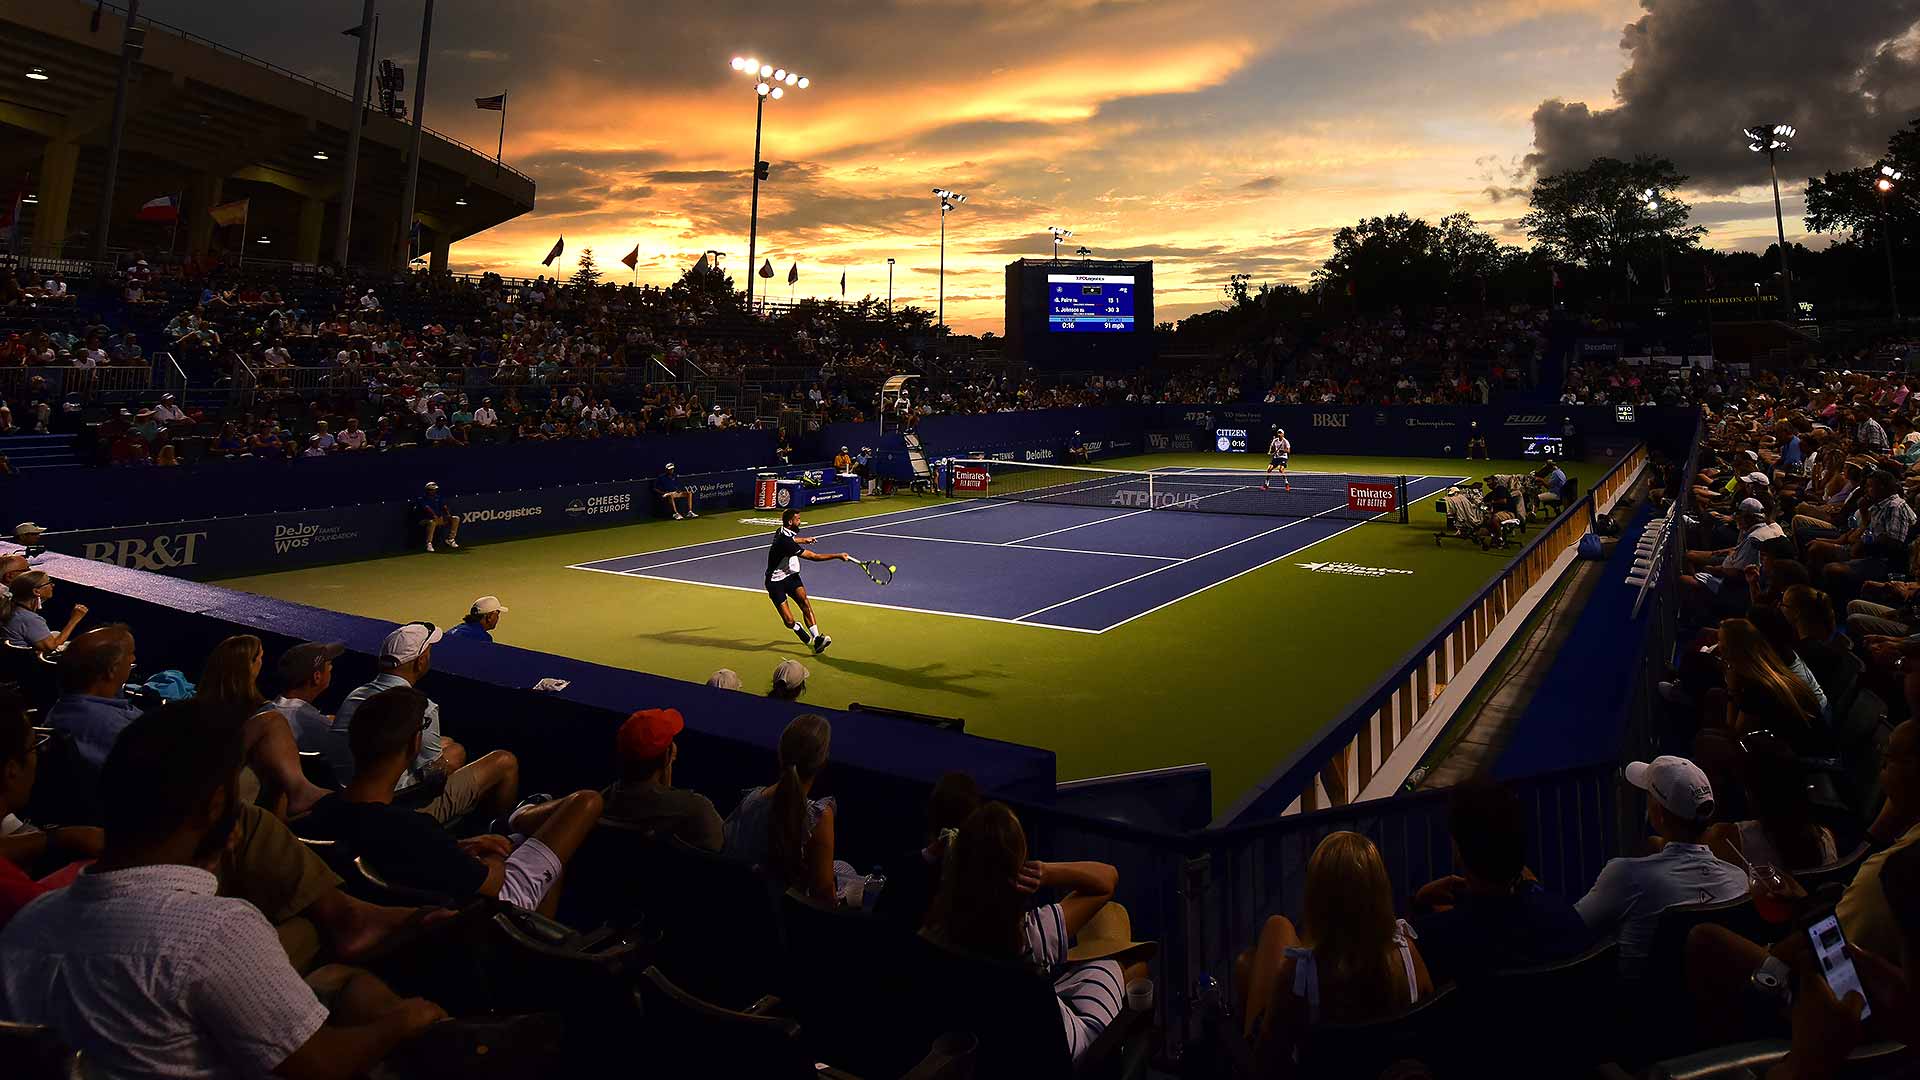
[656,463,696,520]
[1534,461,1568,507]
[423,415,453,446]
[444,595,506,643]
[922,801,1150,1063]
[1,570,85,654]
[0,687,101,926]
[0,553,27,587]
[874,771,980,931]
[723,713,848,902]
[43,625,141,770]
[335,416,367,451]
[303,687,602,914]
[264,641,345,769]
[199,634,333,818]
[601,707,724,850]
[1239,830,1433,1056]
[0,701,449,1073]
[1703,733,1839,872]
[413,481,460,552]
[705,668,743,690]
[1575,756,1748,977]
[1410,780,1592,983]
[770,657,808,701]
[331,622,518,826]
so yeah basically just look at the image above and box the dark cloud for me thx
[1527,1,1920,191]
[1238,175,1283,192]
[647,169,739,184]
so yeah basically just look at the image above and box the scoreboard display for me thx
[1048,274,1136,332]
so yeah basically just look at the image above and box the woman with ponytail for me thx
[2,571,87,655]
[722,713,846,902]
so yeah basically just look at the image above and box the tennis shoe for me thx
[446,538,460,549]
[688,509,698,518]
[812,634,832,654]
[673,512,684,520]
[425,541,434,552]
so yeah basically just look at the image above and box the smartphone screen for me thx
[1806,914,1872,1020]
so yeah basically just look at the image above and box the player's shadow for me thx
[637,627,1009,698]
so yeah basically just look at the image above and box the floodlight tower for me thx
[1048,226,1072,261]
[932,188,967,331]
[1878,164,1904,320]
[1744,123,1797,316]
[730,55,810,312]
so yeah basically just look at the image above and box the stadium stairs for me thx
[0,433,84,470]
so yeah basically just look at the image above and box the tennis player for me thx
[1262,428,1291,491]
[767,507,855,654]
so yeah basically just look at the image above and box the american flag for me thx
[475,94,505,111]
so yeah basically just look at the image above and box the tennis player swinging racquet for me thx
[767,506,862,655]
[1263,427,1291,492]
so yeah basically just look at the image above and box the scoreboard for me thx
[1048,274,1136,332]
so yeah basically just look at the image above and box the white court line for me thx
[568,563,1103,634]
[574,499,1015,575]
[1007,507,1155,545]
[1094,476,1448,633]
[1002,466,1300,545]
[846,529,1182,562]
[1017,475,1440,624]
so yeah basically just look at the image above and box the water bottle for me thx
[861,867,887,913]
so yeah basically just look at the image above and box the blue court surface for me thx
[569,472,1460,634]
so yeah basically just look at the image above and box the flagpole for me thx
[168,190,181,259]
[496,91,507,177]
[238,200,248,270]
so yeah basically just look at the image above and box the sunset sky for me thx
[143,0,1920,332]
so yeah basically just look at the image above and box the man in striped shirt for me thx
[1818,471,1916,604]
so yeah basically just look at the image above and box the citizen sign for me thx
[84,532,208,571]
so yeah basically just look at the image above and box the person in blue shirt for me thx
[41,626,142,770]
[656,463,696,520]
[412,481,460,552]
[1778,432,1805,471]
[2,571,86,655]
[1534,462,1569,508]
[444,596,507,643]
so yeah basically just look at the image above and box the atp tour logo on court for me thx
[1295,561,1414,578]
[1111,489,1200,510]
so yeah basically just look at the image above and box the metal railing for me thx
[91,2,535,187]
[0,364,154,400]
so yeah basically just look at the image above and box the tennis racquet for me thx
[852,557,896,585]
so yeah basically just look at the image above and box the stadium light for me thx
[730,54,810,312]
[1075,246,1092,262]
[454,195,467,206]
[887,257,895,312]
[1744,123,1798,315]
[1048,226,1073,260]
[933,188,968,331]
[22,194,36,204]
[1642,189,1671,297]
[1877,164,1904,319]
[312,150,329,161]
[255,236,271,244]
[25,67,49,81]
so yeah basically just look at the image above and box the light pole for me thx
[886,257,895,313]
[1744,123,1797,318]
[1643,188,1670,297]
[1048,226,1072,261]
[932,188,967,332]
[1075,246,1092,263]
[731,56,809,314]
[1878,164,1904,320]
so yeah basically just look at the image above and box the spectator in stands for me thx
[0,687,101,926]
[874,770,980,931]
[1410,780,1592,983]
[601,707,724,850]
[656,462,695,520]
[444,596,506,643]
[332,622,519,827]
[723,713,847,902]
[424,415,454,447]
[770,657,808,701]
[1,570,85,654]
[473,397,498,428]
[0,701,450,1074]
[833,445,853,473]
[152,393,184,423]
[705,668,742,690]
[1702,734,1838,873]
[1535,461,1569,508]
[413,481,460,552]
[1239,830,1433,1055]
[264,641,345,768]
[0,554,27,587]
[305,686,602,915]
[1574,756,1747,977]
[43,625,140,770]
[1698,617,1822,773]
[199,634,334,819]
[923,800,1150,1063]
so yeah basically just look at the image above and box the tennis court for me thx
[570,465,1463,633]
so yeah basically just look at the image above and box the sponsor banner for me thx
[1502,413,1550,426]
[1214,428,1249,452]
[1311,411,1352,428]
[953,466,991,494]
[1145,430,1197,453]
[1347,481,1398,514]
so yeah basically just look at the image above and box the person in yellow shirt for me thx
[832,446,853,473]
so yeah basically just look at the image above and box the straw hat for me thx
[1065,903,1157,965]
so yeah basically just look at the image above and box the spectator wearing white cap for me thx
[413,481,460,552]
[330,622,520,826]
[655,463,695,520]
[152,394,185,424]
[445,597,507,643]
[1683,499,1781,602]
[771,658,808,701]
[706,668,742,690]
[12,522,45,548]
[1574,756,1748,977]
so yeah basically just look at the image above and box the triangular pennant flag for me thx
[693,254,709,275]
[621,245,639,270]
[759,259,774,279]
[840,270,847,297]
[787,262,799,285]
[541,236,564,266]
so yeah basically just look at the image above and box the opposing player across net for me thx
[939,459,1411,523]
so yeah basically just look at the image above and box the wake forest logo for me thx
[1295,561,1414,578]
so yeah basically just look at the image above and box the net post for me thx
[1398,475,1409,523]
[1148,471,1155,511]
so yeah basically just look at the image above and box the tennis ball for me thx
[888,565,897,573]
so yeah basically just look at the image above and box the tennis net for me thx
[941,459,1411,523]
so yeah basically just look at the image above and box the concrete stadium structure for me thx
[3,1,533,270]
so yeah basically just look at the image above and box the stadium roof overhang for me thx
[0,1,534,264]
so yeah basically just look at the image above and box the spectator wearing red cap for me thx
[602,708,723,851]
